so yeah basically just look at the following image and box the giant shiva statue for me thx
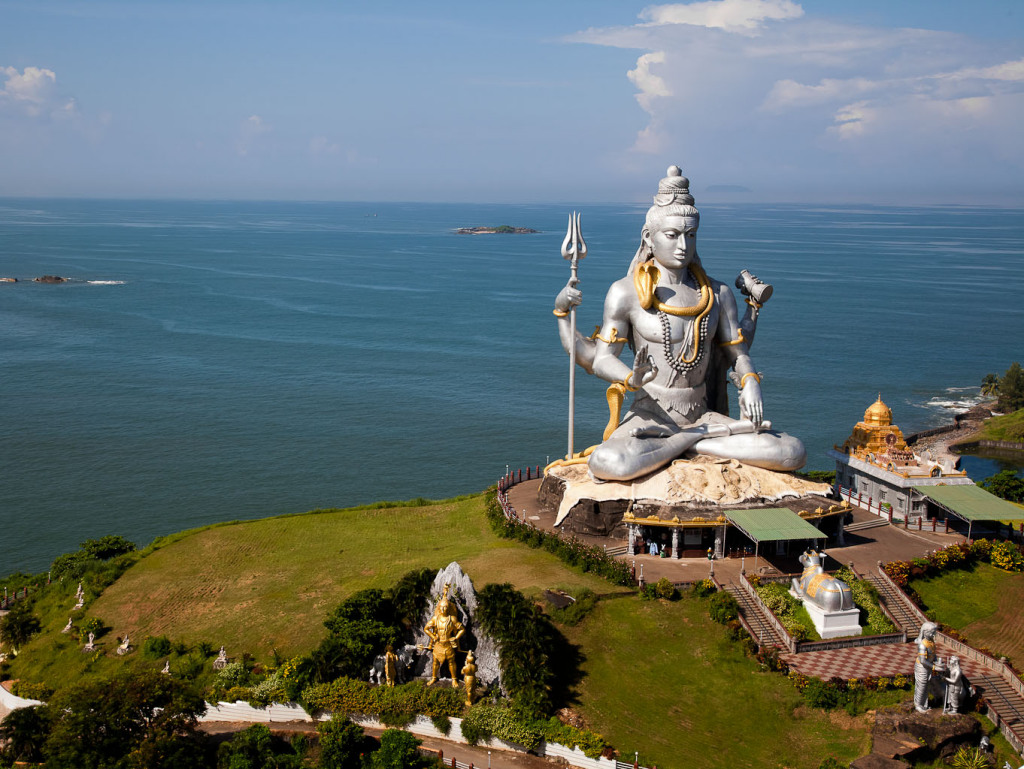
[553,166,806,481]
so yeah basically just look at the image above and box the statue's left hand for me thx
[739,379,764,427]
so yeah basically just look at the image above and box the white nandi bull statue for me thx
[790,550,854,612]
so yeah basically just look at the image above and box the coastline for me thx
[905,403,996,464]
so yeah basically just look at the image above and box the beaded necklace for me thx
[634,260,715,374]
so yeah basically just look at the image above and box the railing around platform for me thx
[838,486,946,530]
[0,583,45,611]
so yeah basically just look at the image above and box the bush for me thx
[484,489,633,586]
[691,578,717,599]
[654,578,679,600]
[318,717,367,769]
[833,568,896,635]
[174,653,206,680]
[142,635,173,659]
[990,541,1024,572]
[548,589,598,626]
[476,583,559,715]
[305,569,437,686]
[302,678,464,720]
[802,678,841,709]
[215,661,251,692]
[80,535,136,560]
[430,713,452,735]
[371,729,433,769]
[80,616,105,639]
[10,680,52,700]
[460,704,543,750]
[708,591,739,624]
[0,602,41,649]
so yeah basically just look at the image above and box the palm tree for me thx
[981,373,999,398]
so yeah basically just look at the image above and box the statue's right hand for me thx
[554,278,582,314]
[632,345,657,387]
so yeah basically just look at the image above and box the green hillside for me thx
[5,494,873,768]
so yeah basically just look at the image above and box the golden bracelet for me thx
[552,308,569,318]
[622,372,639,392]
[590,326,627,345]
[740,372,761,389]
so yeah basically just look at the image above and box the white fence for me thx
[200,700,316,723]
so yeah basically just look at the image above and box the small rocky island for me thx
[454,225,539,234]
[34,275,69,283]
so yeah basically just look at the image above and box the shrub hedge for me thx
[484,489,633,586]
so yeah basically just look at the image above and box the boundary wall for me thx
[200,702,618,769]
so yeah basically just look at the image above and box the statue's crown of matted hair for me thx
[653,165,694,207]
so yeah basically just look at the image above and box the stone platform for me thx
[540,455,834,538]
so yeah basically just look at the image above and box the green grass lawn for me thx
[911,562,1024,663]
[562,596,870,769]
[7,495,618,690]
[971,408,1024,443]
[6,495,888,767]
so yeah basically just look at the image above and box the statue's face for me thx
[646,214,698,270]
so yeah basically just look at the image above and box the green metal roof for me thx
[912,484,1024,522]
[725,508,827,542]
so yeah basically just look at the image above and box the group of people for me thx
[636,533,671,557]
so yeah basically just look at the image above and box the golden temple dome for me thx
[863,394,892,426]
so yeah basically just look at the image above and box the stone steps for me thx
[725,584,787,648]
[845,518,889,532]
[866,574,922,638]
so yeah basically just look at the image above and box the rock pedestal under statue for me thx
[540,456,837,543]
[402,562,502,690]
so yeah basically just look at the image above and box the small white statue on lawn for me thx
[161,660,171,674]
[116,635,132,656]
[213,645,229,670]
[62,617,73,634]
[83,632,96,652]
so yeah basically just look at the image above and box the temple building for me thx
[827,395,973,521]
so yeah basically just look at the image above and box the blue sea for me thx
[2,199,1023,574]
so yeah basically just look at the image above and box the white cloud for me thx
[627,51,670,111]
[0,65,77,119]
[309,135,340,156]
[640,0,803,34]
[237,114,270,156]
[572,4,1024,196]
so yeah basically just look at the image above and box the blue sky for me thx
[2,0,1023,203]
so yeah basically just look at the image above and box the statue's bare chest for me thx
[630,291,720,346]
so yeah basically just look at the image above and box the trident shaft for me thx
[561,212,587,459]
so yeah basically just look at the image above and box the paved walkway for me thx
[785,641,986,681]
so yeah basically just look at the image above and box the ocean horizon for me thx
[2,198,1022,574]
